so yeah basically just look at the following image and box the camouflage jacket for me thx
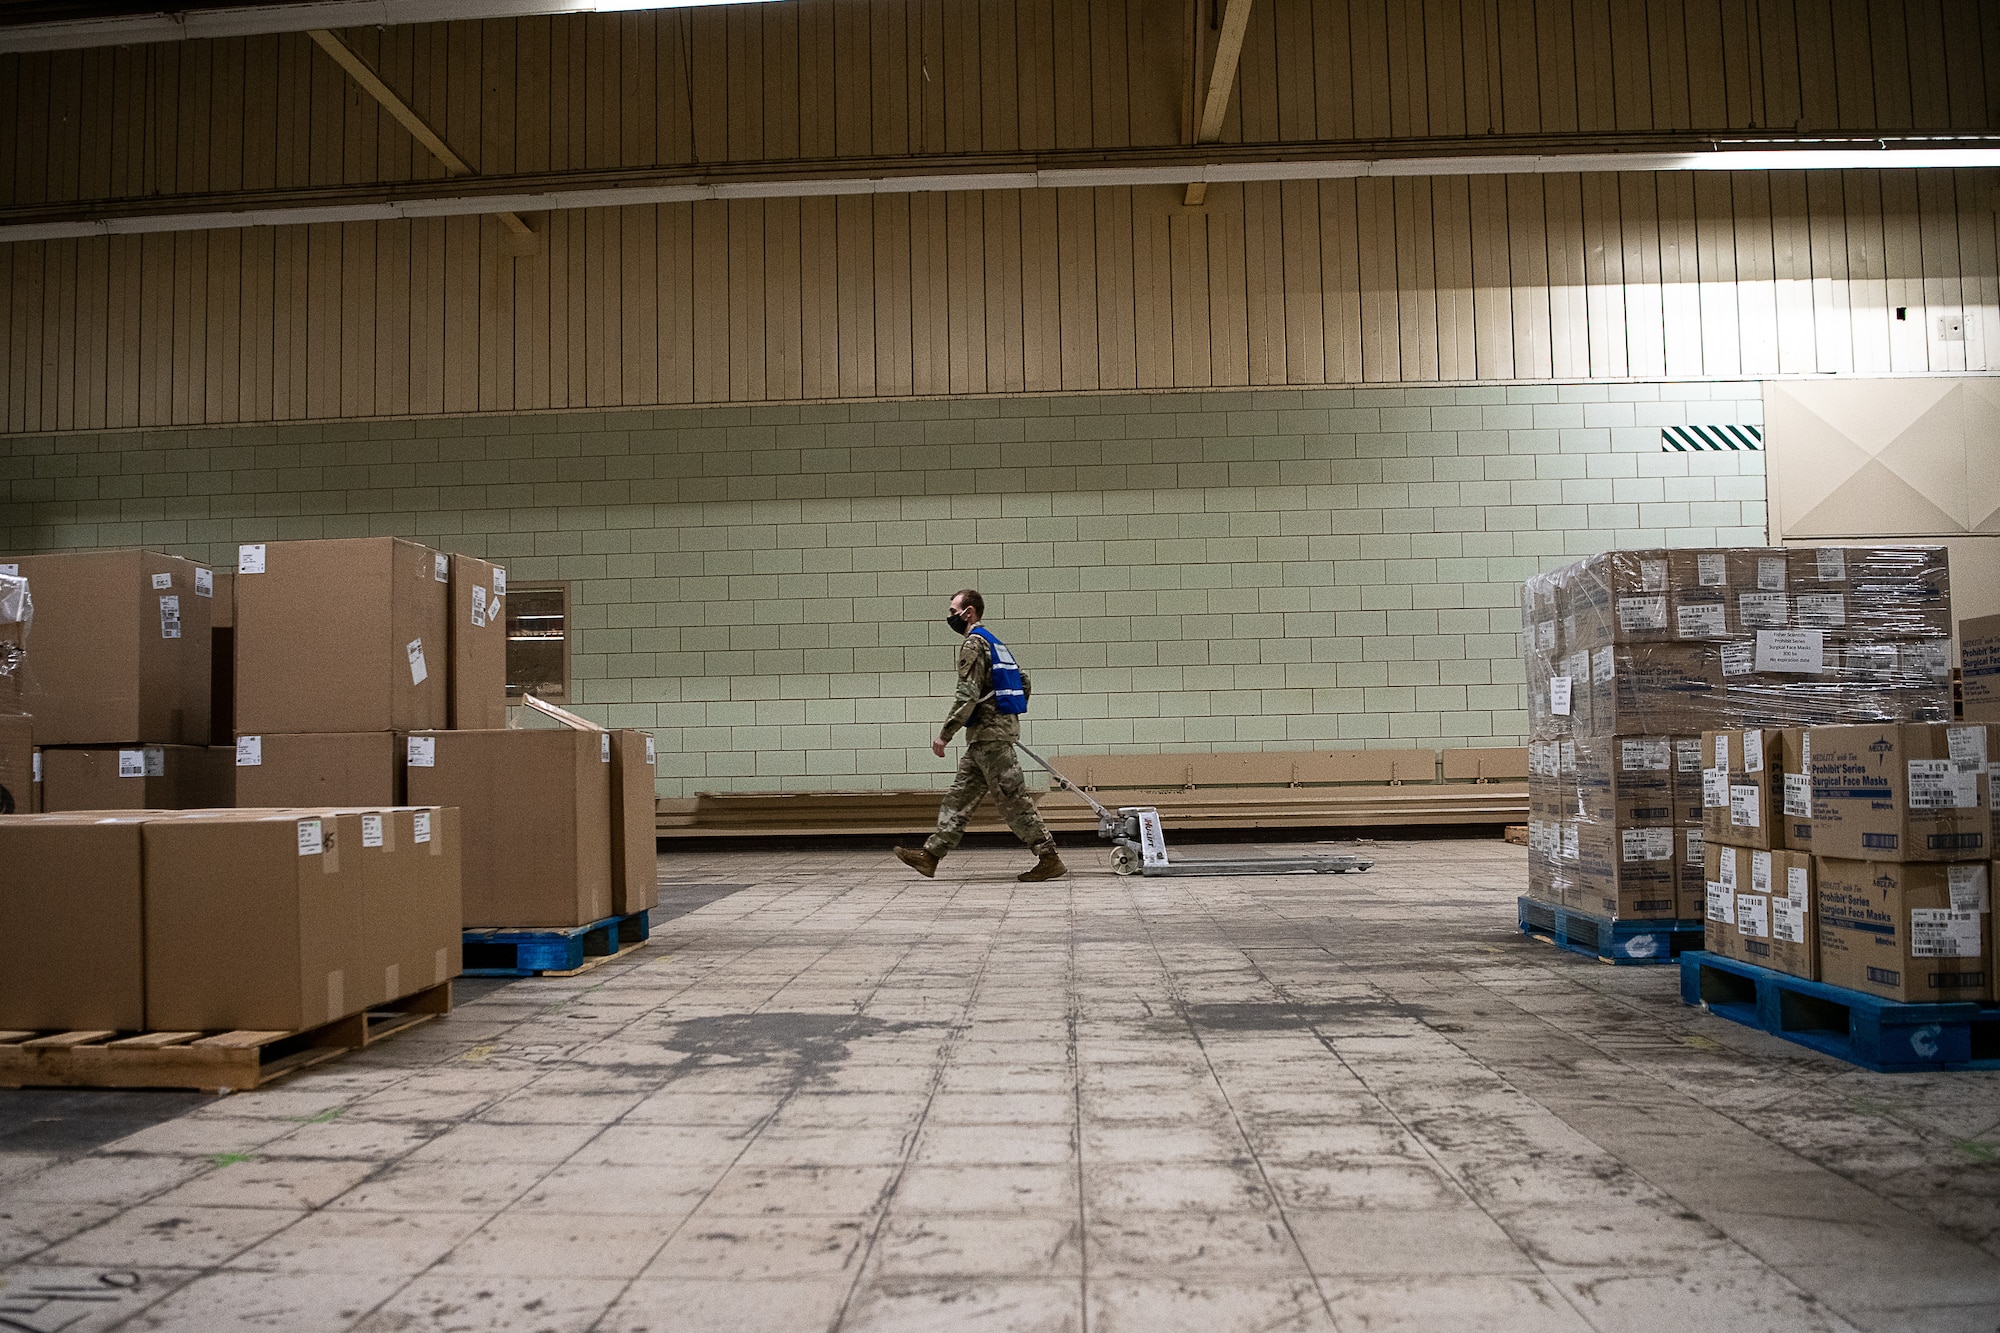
[940,628,1033,744]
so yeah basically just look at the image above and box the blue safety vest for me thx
[969,625,1028,714]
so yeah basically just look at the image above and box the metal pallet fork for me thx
[1015,741,1374,878]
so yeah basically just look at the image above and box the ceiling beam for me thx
[4,135,1996,245]
[306,28,535,249]
[1185,0,1254,206]
[0,0,764,54]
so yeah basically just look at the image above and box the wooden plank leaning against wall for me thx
[0,0,1996,431]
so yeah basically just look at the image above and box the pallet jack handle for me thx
[1013,740,1121,837]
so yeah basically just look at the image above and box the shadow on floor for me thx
[0,1087,213,1158]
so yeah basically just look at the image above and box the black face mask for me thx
[946,611,970,635]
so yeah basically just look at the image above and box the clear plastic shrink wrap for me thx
[1521,546,1951,919]
[0,572,30,716]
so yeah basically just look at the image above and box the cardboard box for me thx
[1563,550,1677,648]
[1778,728,1813,849]
[0,814,148,1029]
[405,728,613,928]
[610,730,659,916]
[1702,844,1812,975]
[1676,826,1706,920]
[352,806,463,1005]
[1701,729,1788,851]
[1703,842,1745,960]
[234,538,449,735]
[0,551,214,745]
[0,714,32,814]
[1555,820,1582,906]
[1573,820,1678,918]
[1526,820,1561,904]
[1672,736,1706,825]
[1964,613,2000,724]
[1723,849,1817,980]
[41,744,232,812]
[448,556,508,731]
[233,732,405,809]
[1573,735,1675,826]
[1780,547,1954,643]
[1816,858,1989,1003]
[143,810,370,1031]
[1537,648,1593,736]
[1809,724,1991,862]
[1592,643,1724,736]
[1729,550,1796,634]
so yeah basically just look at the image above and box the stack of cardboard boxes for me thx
[1524,546,1954,926]
[1696,728,1992,996]
[0,536,660,1040]
[230,537,656,930]
[1700,726,1818,978]
[0,551,227,811]
[0,806,462,1032]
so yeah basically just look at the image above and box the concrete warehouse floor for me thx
[2,838,1998,1332]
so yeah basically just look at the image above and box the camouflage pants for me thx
[925,738,1054,857]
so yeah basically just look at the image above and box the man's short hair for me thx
[953,588,985,617]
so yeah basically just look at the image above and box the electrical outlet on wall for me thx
[1938,314,1966,341]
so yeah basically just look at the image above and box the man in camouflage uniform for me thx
[894,588,1068,882]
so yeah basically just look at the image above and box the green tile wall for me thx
[1,382,1766,796]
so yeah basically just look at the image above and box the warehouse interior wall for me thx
[0,380,1762,795]
[2,0,1997,433]
[0,176,1988,434]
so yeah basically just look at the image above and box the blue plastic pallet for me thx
[1680,950,2000,1072]
[1517,896,1704,965]
[462,910,652,977]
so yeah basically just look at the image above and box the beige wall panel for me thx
[1767,374,2000,633]
[1764,378,1998,537]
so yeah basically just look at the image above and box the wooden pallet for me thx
[0,982,452,1092]
[1681,951,2000,1072]
[461,911,652,977]
[1518,897,1706,965]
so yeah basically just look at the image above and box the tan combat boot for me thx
[894,847,939,878]
[1018,849,1068,882]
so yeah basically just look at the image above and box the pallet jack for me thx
[1015,741,1375,878]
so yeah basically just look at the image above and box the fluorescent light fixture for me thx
[4,142,1996,244]
[0,0,771,52]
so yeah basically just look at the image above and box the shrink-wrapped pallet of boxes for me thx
[1523,547,1954,962]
